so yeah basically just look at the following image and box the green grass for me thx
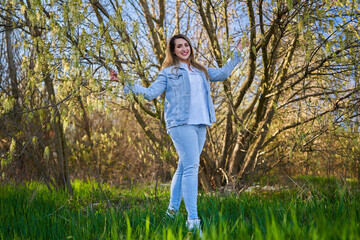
[1,178,360,239]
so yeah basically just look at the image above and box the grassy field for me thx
[1,177,359,239]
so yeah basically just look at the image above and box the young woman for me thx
[112,34,244,234]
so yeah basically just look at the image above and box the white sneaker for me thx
[165,209,178,220]
[186,219,203,237]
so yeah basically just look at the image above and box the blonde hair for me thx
[161,34,210,80]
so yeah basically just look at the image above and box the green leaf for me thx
[287,0,293,11]
[251,46,256,55]
[32,136,38,147]
[43,146,50,160]
[9,139,16,155]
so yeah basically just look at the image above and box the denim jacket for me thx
[128,51,242,129]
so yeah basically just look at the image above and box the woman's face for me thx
[173,38,191,63]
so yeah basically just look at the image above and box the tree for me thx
[1,0,359,192]
[191,0,360,190]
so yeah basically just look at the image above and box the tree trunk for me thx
[77,96,100,178]
[43,71,73,194]
[228,135,248,175]
[358,156,360,185]
[199,169,212,192]
[5,20,20,118]
[4,6,25,180]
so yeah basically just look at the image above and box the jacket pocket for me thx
[168,73,182,87]
[167,73,183,117]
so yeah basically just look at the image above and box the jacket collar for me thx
[178,62,189,70]
[178,62,199,72]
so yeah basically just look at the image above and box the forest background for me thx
[1,0,359,194]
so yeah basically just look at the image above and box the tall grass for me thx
[1,179,359,239]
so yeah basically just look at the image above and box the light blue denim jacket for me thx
[128,51,242,129]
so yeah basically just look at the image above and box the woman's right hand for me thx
[110,69,130,95]
[236,38,249,51]
[110,69,119,82]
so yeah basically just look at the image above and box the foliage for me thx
[0,0,359,190]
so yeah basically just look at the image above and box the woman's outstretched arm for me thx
[208,39,247,82]
[111,70,167,101]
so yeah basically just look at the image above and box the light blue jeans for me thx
[167,124,207,220]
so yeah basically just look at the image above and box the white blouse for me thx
[180,62,211,126]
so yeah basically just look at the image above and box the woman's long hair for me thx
[161,34,210,80]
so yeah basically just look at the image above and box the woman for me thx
[112,34,244,234]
